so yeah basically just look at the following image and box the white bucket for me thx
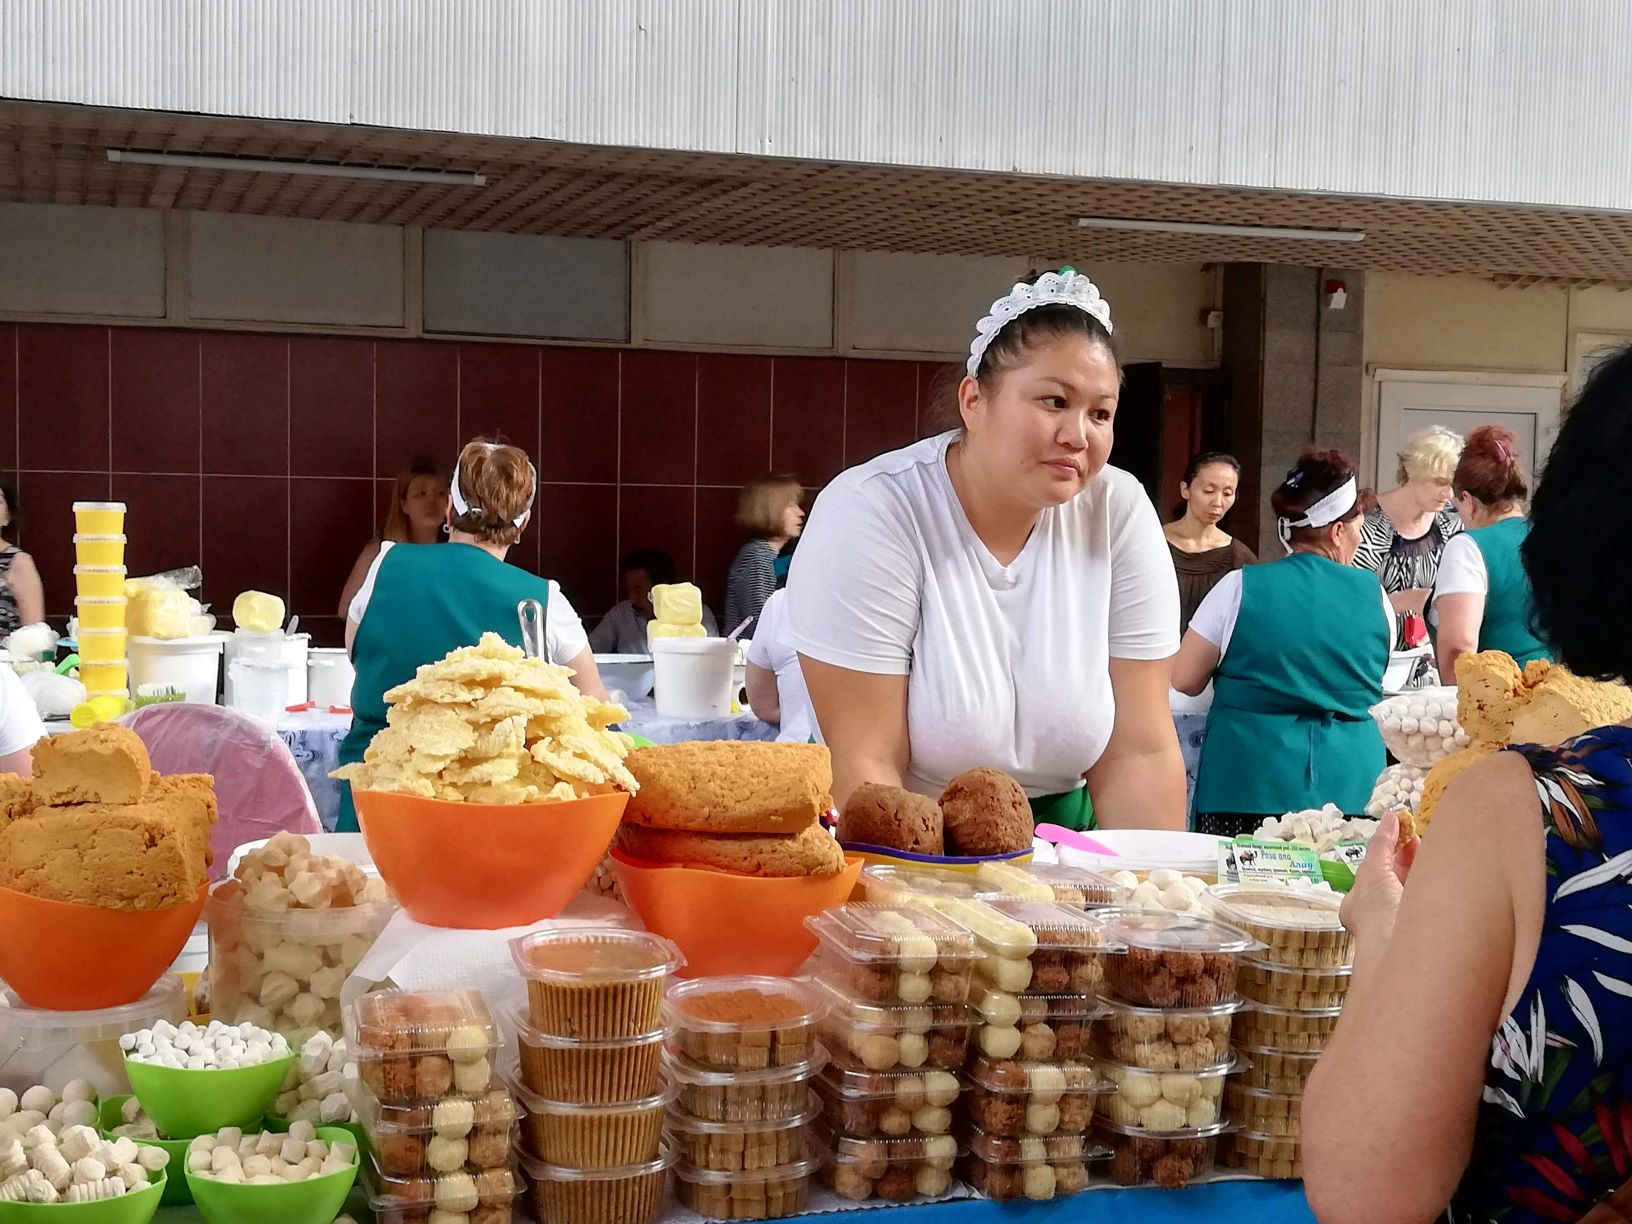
[224,629,308,707]
[307,647,355,707]
[652,638,736,719]
[229,658,294,726]
[127,635,225,705]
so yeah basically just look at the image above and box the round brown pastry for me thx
[1017,998,1049,1025]
[415,1054,454,1098]
[475,1168,516,1205]
[1054,1022,1087,1060]
[876,1166,919,1202]
[471,1208,509,1224]
[374,1133,426,1176]
[928,1030,968,1068]
[938,768,1033,856]
[831,1167,874,1201]
[1165,1013,1210,1044]
[930,968,967,1005]
[1019,1023,1057,1061]
[467,1125,510,1168]
[838,784,945,854]
[471,1091,516,1126]
[1054,1161,1089,1194]
[850,1142,888,1180]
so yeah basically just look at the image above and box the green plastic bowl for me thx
[263,1112,366,1148]
[186,1126,358,1224]
[0,1170,164,1224]
[96,1097,192,1207]
[122,1053,294,1140]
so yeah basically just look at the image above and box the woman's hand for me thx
[1388,587,1430,616]
[1340,811,1418,943]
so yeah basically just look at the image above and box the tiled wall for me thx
[0,323,948,645]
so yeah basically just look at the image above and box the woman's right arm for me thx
[745,663,782,725]
[338,542,381,618]
[800,660,909,804]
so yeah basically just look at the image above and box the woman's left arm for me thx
[1086,656,1186,829]
[8,552,43,626]
[1170,630,1221,697]
[1435,592,1484,682]
[563,647,610,703]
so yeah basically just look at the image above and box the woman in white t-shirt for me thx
[786,270,1185,832]
[746,540,820,744]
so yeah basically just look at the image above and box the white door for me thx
[1373,372,1563,484]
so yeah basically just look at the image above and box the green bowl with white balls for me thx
[185,1125,358,1224]
[0,1170,166,1224]
[123,1053,295,1141]
[96,1097,193,1206]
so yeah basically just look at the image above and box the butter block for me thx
[648,622,707,643]
[233,590,286,634]
[651,582,703,626]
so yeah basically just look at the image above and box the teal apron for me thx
[336,543,552,832]
[1465,517,1549,666]
[1194,553,1388,816]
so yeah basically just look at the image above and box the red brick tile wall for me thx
[0,323,950,646]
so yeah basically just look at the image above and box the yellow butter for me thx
[647,621,707,643]
[651,582,703,626]
[233,590,286,633]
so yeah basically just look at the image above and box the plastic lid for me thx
[811,979,975,1034]
[825,1128,960,1165]
[72,534,128,544]
[805,904,979,964]
[1240,955,1353,979]
[971,990,1105,1024]
[363,1156,521,1210]
[1096,1056,1243,1083]
[661,1047,827,1089]
[1235,1041,1320,1063]
[1092,908,1261,955]
[76,627,127,638]
[510,928,684,984]
[672,1151,822,1185]
[347,1069,517,1136]
[507,1068,673,1118]
[73,502,127,513]
[979,898,1112,951]
[75,597,128,606]
[0,974,185,1041]
[73,565,128,575]
[1226,1082,1304,1104]
[813,1060,963,1102]
[347,989,498,1059]
[1093,1118,1236,1141]
[664,976,826,1035]
[1209,890,1345,933]
[512,1006,666,1052]
[962,1125,1110,1165]
[974,862,1129,910]
[663,1095,817,1136]
[517,1141,677,1182]
[1246,999,1344,1019]
[1096,996,1243,1022]
[859,865,979,905]
[964,1055,1105,1096]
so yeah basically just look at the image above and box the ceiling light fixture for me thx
[1076,216,1364,242]
[106,149,486,186]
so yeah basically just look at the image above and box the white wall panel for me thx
[424,231,628,340]
[0,203,165,317]
[188,212,404,325]
[641,242,833,349]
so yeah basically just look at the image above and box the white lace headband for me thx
[966,268,1114,378]
[451,444,538,528]
[1277,476,1358,554]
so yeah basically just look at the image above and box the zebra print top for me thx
[1351,506,1463,595]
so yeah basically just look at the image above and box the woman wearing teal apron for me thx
[1174,449,1391,838]
[786,269,1186,832]
[1431,424,1549,680]
[336,439,607,832]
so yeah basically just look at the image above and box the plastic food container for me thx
[813,1062,962,1139]
[74,564,128,599]
[1094,997,1240,1071]
[820,1128,960,1203]
[664,976,824,1071]
[807,904,980,1006]
[1236,1001,1343,1053]
[940,898,1112,997]
[963,1055,1103,1137]
[0,973,186,1097]
[664,1049,825,1124]
[510,1071,670,1169]
[518,1143,675,1224]
[510,928,682,1041]
[1225,1082,1302,1138]
[973,861,1129,911]
[76,627,128,662]
[1224,1127,1302,1178]
[813,980,974,1073]
[513,1008,663,1104]
[857,866,979,907]
[1095,909,1260,1008]
[959,1126,1104,1201]
[1237,958,1352,1010]
[1096,1060,1233,1131]
[347,989,500,1106]
[1096,1119,1228,1189]
[73,533,128,567]
[348,1072,516,1177]
[75,596,129,629]
[1237,1042,1321,1093]
[969,991,1101,1063]
[364,1153,521,1224]
[73,501,127,535]
[664,1095,817,1172]
[673,1152,821,1219]
[207,884,396,1041]
[1208,890,1353,969]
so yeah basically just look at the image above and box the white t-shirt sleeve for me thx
[545,582,591,665]
[786,477,923,676]
[746,593,781,670]
[1433,533,1489,597]
[0,666,44,758]
[1187,570,1243,653]
[348,541,393,624]
[1106,482,1182,660]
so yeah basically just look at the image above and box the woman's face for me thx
[959,335,1120,509]
[0,488,11,530]
[404,474,450,532]
[1181,463,1238,526]
[780,498,806,540]
[1406,473,1455,516]
[1335,514,1364,565]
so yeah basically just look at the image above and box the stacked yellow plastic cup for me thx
[72,502,129,697]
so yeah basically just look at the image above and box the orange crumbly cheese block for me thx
[617,820,846,877]
[29,725,152,806]
[0,800,210,909]
[624,742,833,835]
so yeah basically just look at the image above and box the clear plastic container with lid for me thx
[362,1151,521,1224]
[664,1094,818,1172]
[518,1142,676,1224]
[346,989,500,1106]
[1236,1042,1321,1093]
[973,861,1130,911]
[664,1048,826,1124]
[1207,889,1354,969]
[673,1150,821,1220]
[820,1127,960,1203]
[963,1055,1104,1138]
[813,1061,962,1139]
[812,979,974,1074]
[959,1125,1108,1201]
[806,904,980,1006]
[938,898,1115,997]
[1237,957,1352,1011]
[0,974,188,1098]
[1095,1059,1236,1131]
[346,1068,516,1177]
[1094,908,1261,1008]
[1095,1118,1230,1189]
[858,865,980,907]
[509,928,683,1040]
[1094,996,1242,1071]
[1224,1126,1302,1178]
[1236,1000,1343,1053]
[969,990,1102,1063]
[664,976,824,1071]
[1225,1082,1302,1138]
[508,1069,671,1169]
[513,1006,664,1105]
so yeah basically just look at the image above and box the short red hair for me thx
[1453,425,1527,507]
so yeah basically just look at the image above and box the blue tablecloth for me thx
[619,697,779,745]
[862,1180,1312,1224]
[1176,710,1208,816]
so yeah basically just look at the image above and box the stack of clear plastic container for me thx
[1089,908,1259,1189]
[1207,889,1354,1179]
[508,929,683,1224]
[661,976,827,1220]
[345,988,520,1224]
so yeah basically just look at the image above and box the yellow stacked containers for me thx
[71,502,129,697]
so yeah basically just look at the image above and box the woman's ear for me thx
[957,375,983,433]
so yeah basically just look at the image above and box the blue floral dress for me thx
[1452,726,1632,1222]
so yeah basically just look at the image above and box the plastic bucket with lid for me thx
[75,565,128,598]
[228,658,293,725]
[128,635,224,705]
[74,533,127,567]
[224,630,308,707]
[77,627,128,663]
[76,596,128,630]
[651,638,735,719]
[73,500,126,534]
[306,647,354,707]
[0,974,186,1098]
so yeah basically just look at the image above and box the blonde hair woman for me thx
[725,474,804,638]
[337,457,449,616]
[1352,426,1464,618]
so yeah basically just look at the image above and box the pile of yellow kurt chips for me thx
[334,633,638,803]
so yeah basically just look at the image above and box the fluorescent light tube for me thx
[1076,216,1363,242]
[106,149,485,186]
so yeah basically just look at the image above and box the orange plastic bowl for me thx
[354,790,628,929]
[612,849,864,979]
[0,884,206,1010]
